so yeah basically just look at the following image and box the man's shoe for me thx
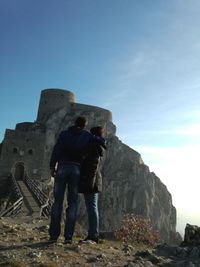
[48,237,57,243]
[89,237,99,244]
[64,238,72,244]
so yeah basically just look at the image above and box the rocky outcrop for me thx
[182,224,200,247]
[125,243,200,267]
[39,98,178,244]
[77,135,177,244]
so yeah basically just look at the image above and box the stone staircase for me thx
[17,181,41,217]
[0,175,51,218]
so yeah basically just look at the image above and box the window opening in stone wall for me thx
[28,149,33,155]
[13,147,18,154]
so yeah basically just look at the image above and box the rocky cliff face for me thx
[78,135,177,244]
[43,107,177,243]
[102,136,176,243]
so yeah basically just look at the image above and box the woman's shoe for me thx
[79,236,99,244]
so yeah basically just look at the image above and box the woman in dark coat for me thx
[79,126,106,243]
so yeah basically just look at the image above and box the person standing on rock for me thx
[79,126,106,244]
[49,117,104,244]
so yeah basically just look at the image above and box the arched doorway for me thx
[14,163,25,180]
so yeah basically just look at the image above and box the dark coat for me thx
[79,141,106,193]
[50,126,105,169]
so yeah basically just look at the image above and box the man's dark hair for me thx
[75,116,88,129]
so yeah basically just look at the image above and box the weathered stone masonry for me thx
[0,88,177,243]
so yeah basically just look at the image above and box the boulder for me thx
[182,223,200,246]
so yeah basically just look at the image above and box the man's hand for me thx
[50,168,56,178]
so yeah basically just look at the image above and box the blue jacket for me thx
[49,126,104,169]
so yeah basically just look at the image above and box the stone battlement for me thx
[36,88,112,124]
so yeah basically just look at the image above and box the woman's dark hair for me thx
[90,126,103,137]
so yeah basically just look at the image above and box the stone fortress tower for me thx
[36,89,76,122]
[0,88,113,181]
[0,88,178,243]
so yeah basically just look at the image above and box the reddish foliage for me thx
[114,214,160,246]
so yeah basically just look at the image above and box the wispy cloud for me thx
[102,51,155,109]
[102,88,131,108]
[117,51,155,83]
[143,123,200,137]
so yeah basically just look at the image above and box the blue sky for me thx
[1,0,200,234]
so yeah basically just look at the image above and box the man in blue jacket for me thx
[49,116,102,244]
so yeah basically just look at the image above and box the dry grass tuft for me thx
[0,260,26,267]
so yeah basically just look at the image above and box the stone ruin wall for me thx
[0,88,177,243]
[0,128,45,179]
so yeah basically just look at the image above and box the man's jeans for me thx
[49,163,80,239]
[84,193,99,238]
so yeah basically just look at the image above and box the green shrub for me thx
[114,214,160,246]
